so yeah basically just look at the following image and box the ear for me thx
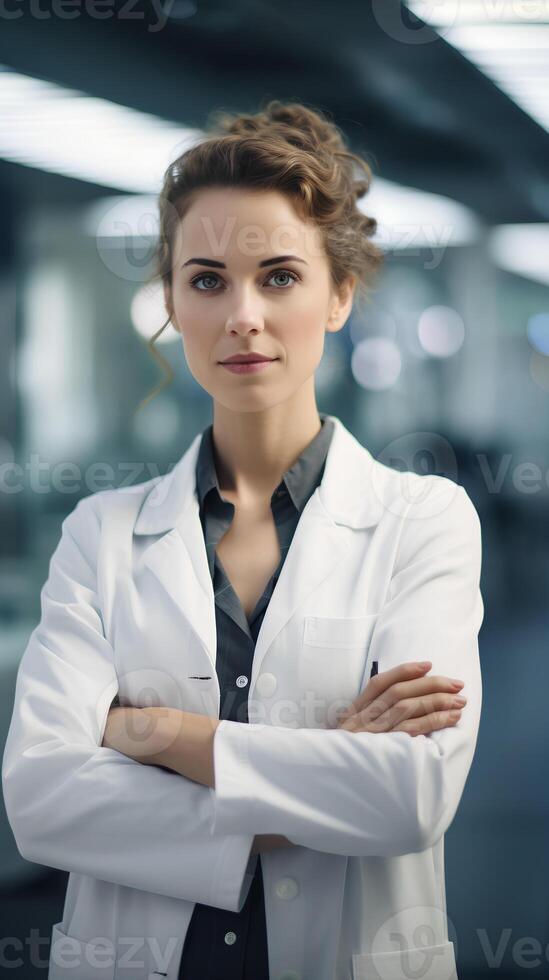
[326,275,357,334]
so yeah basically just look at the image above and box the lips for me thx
[220,354,276,364]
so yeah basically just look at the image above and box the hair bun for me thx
[210,99,347,156]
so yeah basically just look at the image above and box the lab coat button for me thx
[275,877,299,900]
[224,931,237,945]
[256,672,277,698]
[236,675,248,688]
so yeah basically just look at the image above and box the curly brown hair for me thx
[137,98,384,412]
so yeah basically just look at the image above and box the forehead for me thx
[173,187,323,264]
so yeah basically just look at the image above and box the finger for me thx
[337,696,418,733]
[352,674,466,725]
[340,661,433,720]
[384,675,465,707]
[373,691,467,732]
[410,691,467,716]
[393,708,462,737]
[339,689,467,733]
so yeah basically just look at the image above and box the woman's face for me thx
[165,187,355,413]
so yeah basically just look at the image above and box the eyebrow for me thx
[181,254,308,270]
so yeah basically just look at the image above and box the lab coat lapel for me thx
[141,517,217,670]
[250,415,385,678]
[134,431,218,670]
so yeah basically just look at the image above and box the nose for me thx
[225,288,265,336]
[225,315,264,337]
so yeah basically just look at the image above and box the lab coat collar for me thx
[133,413,385,537]
[132,415,387,671]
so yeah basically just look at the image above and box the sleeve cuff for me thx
[209,829,256,913]
[210,720,258,837]
[207,721,257,913]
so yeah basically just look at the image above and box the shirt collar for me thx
[195,413,335,515]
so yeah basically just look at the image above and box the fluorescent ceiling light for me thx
[405,1,549,27]
[0,61,478,252]
[444,24,549,50]
[0,65,202,192]
[404,4,549,134]
[489,223,549,286]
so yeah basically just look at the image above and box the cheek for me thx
[175,319,214,387]
[172,294,208,350]
[285,311,326,362]
[181,334,211,384]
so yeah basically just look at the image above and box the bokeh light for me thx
[351,337,402,390]
[130,282,179,344]
[526,312,549,356]
[417,305,465,357]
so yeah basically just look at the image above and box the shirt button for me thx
[236,675,248,688]
[224,931,237,945]
[275,877,299,900]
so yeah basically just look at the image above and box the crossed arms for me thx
[2,479,483,906]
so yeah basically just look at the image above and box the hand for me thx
[329,661,466,737]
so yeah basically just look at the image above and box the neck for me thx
[211,388,322,504]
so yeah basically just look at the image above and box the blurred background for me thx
[1,1,548,976]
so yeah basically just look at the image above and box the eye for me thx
[266,269,299,288]
[189,268,300,292]
[190,272,221,291]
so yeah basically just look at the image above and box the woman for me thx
[2,101,482,980]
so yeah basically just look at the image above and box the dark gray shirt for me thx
[178,412,335,980]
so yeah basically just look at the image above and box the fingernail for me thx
[451,679,464,689]
[418,661,431,668]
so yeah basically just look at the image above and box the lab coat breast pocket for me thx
[351,940,458,980]
[298,614,379,728]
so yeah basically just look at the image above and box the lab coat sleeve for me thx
[210,479,483,857]
[1,496,255,913]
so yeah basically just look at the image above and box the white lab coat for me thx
[2,413,483,980]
